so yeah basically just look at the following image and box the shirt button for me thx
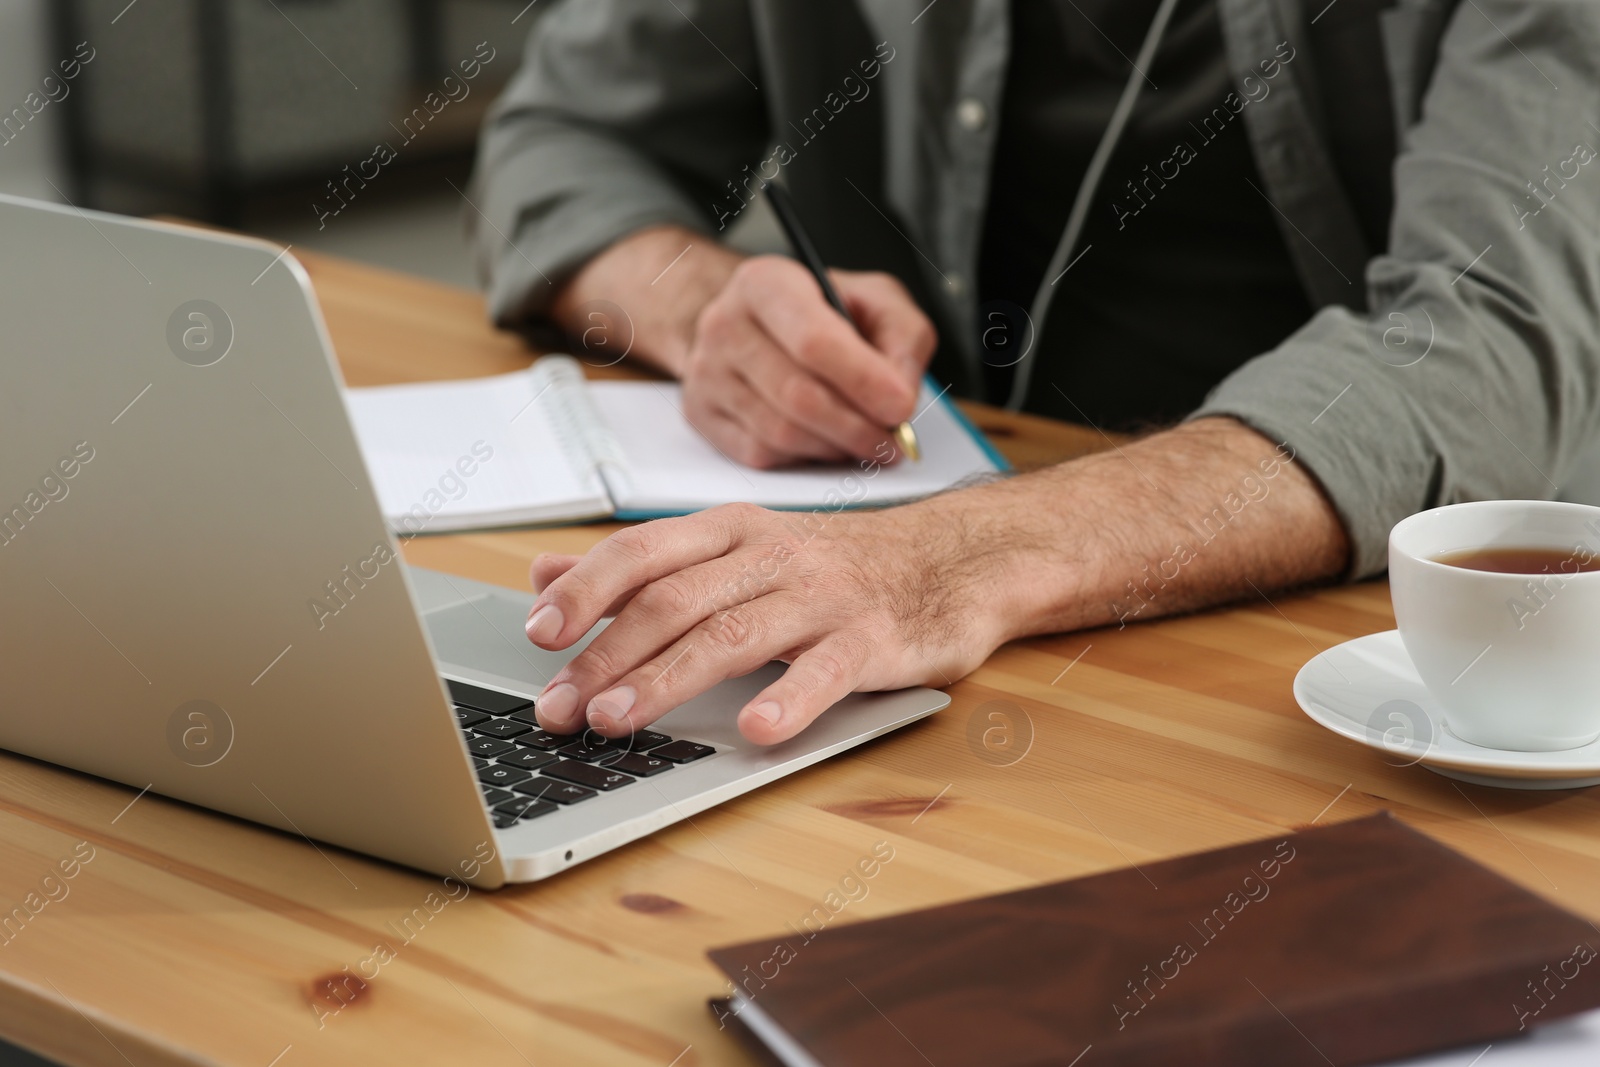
[955,97,987,132]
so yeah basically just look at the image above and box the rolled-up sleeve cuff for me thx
[1187,305,1439,580]
[474,132,715,328]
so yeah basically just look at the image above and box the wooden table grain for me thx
[1,250,1595,1067]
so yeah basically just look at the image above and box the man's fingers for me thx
[577,595,808,737]
[838,272,937,381]
[718,371,852,464]
[532,553,640,616]
[734,331,895,460]
[732,258,915,426]
[525,506,755,650]
[533,556,754,732]
[682,397,780,470]
[529,554,581,594]
[735,632,873,744]
[688,309,844,463]
[684,372,841,468]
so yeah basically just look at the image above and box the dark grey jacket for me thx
[469,0,1600,577]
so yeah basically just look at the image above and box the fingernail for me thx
[748,700,783,725]
[525,603,563,645]
[538,683,579,728]
[588,685,637,727]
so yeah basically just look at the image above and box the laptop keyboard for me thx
[447,679,715,829]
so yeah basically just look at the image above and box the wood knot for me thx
[620,892,687,915]
[307,971,370,1014]
[825,795,949,820]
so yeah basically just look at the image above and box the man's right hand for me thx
[549,225,937,469]
[683,256,934,468]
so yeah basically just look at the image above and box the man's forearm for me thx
[550,236,1351,638]
[930,417,1351,643]
[549,225,744,377]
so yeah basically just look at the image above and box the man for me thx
[468,0,1600,745]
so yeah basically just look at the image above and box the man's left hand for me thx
[519,418,1353,746]
[522,500,1006,744]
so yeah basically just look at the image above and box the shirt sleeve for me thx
[1190,2,1600,578]
[469,0,769,328]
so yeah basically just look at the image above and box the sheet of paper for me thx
[1377,1009,1600,1066]
[592,380,1000,515]
[343,372,610,532]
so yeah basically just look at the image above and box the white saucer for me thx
[1293,629,1600,790]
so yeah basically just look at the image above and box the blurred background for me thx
[0,0,780,295]
[1,0,534,289]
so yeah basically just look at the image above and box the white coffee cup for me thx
[1389,500,1600,751]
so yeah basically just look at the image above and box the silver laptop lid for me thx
[0,194,504,886]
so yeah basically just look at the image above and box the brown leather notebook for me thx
[707,813,1600,1066]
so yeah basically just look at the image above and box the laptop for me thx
[0,193,949,887]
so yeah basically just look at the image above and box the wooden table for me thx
[1,252,1595,1067]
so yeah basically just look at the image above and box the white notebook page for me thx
[591,380,1001,515]
[1381,1009,1600,1065]
[344,373,609,532]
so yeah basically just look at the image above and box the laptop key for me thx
[473,718,532,740]
[558,729,672,759]
[492,812,520,829]
[651,740,715,763]
[497,748,559,772]
[472,756,490,769]
[481,786,516,806]
[447,680,534,715]
[493,796,559,820]
[448,681,534,713]
[556,740,627,764]
[477,765,533,788]
[511,728,566,751]
[513,778,597,804]
[507,720,670,749]
[623,730,674,752]
[466,736,518,759]
[542,760,635,791]
[609,753,673,777]
[567,730,674,753]
[454,707,491,729]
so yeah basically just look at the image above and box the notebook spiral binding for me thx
[528,355,635,501]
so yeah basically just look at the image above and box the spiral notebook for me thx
[344,356,1007,534]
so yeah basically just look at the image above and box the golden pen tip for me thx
[893,422,921,462]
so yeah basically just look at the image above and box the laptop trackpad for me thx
[424,594,595,692]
